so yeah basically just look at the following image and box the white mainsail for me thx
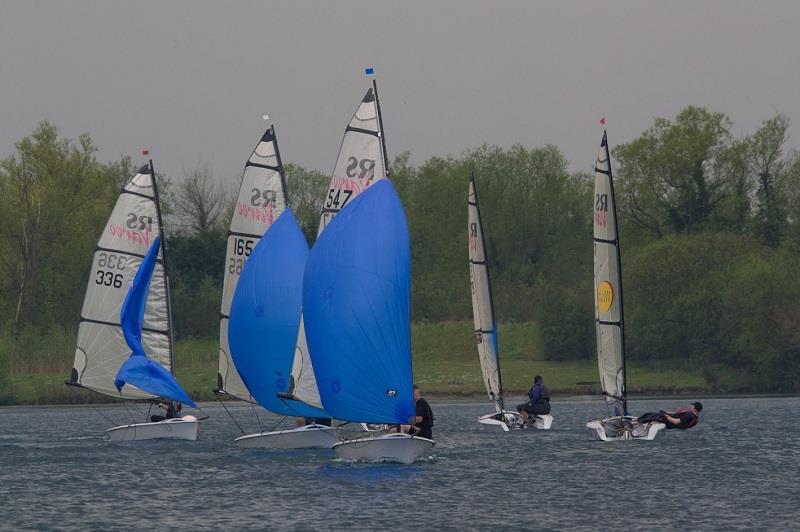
[70,165,172,400]
[217,126,287,401]
[468,174,503,411]
[288,85,388,409]
[593,130,626,414]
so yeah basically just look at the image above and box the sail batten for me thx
[468,174,503,411]
[217,126,287,402]
[593,130,627,415]
[289,84,389,411]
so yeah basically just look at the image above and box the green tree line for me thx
[1,107,799,392]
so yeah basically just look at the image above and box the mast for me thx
[287,72,391,411]
[272,125,290,207]
[469,171,503,411]
[603,131,627,414]
[148,157,176,376]
[370,73,390,177]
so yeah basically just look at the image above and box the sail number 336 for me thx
[94,252,127,288]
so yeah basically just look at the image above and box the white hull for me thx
[333,433,435,464]
[586,416,665,441]
[478,410,553,431]
[106,416,200,442]
[235,423,339,449]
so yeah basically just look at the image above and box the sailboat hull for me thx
[478,410,553,430]
[333,433,434,464]
[235,423,339,449]
[106,416,200,442]
[586,416,665,441]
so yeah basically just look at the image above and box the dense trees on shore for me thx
[2,106,799,391]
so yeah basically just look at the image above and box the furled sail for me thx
[218,126,287,402]
[593,130,627,415]
[114,237,195,407]
[468,173,503,411]
[303,180,415,424]
[288,86,388,409]
[228,210,326,418]
[70,165,172,400]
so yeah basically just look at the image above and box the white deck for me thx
[586,416,665,441]
[478,410,553,431]
[333,433,435,464]
[235,423,339,449]
[106,416,200,442]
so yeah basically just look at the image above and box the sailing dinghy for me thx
[228,210,338,449]
[282,74,388,416]
[585,129,664,441]
[217,126,288,404]
[304,180,434,464]
[469,173,552,431]
[68,161,199,442]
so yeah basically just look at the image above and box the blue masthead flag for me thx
[365,67,375,76]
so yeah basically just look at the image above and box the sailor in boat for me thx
[637,402,702,430]
[150,401,182,422]
[404,384,434,439]
[516,375,551,423]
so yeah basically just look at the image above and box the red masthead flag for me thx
[142,149,150,156]
[599,117,607,127]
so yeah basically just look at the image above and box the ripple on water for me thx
[0,397,798,530]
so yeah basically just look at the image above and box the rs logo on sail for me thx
[345,157,376,180]
[126,213,153,231]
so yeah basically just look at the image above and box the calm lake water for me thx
[0,396,797,530]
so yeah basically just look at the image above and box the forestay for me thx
[593,131,627,414]
[468,174,504,412]
[218,126,287,402]
[288,87,388,410]
[228,210,326,418]
[70,166,171,400]
[303,180,415,425]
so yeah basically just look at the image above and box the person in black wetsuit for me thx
[150,401,181,422]
[637,402,702,429]
[516,375,551,421]
[406,384,434,439]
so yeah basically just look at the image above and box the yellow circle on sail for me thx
[597,281,614,314]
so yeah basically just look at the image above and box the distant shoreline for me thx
[3,389,798,408]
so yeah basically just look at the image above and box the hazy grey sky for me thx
[2,1,799,184]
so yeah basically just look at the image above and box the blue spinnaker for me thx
[303,179,415,424]
[114,237,196,407]
[228,210,328,418]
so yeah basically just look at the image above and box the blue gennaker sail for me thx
[114,237,196,407]
[228,210,328,418]
[303,179,415,425]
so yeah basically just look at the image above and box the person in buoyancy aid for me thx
[150,401,182,423]
[517,375,550,421]
[637,402,702,429]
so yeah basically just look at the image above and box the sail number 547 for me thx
[325,189,353,210]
